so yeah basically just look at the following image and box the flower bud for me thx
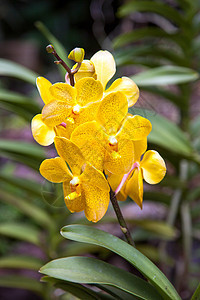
[68,48,85,63]
[74,60,97,82]
[46,44,55,53]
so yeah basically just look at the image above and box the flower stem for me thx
[46,45,82,87]
[110,189,135,247]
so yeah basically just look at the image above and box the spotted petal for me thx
[71,101,100,129]
[54,137,85,175]
[42,100,72,127]
[31,114,55,146]
[105,77,139,108]
[75,77,103,106]
[80,164,110,191]
[97,92,128,135]
[141,150,166,184]
[125,168,143,209]
[81,183,110,222]
[49,82,76,104]
[71,121,106,171]
[91,50,116,90]
[117,115,152,141]
[104,139,134,175]
[40,157,72,183]
[36,77,53,104]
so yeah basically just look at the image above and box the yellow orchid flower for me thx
[40,137,110,222]
[74,50,139,108]
[32,76,103,145]
[71,91,152,174]
[109,140,166,208]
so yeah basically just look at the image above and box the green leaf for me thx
[0,89,40,120]
[40,256,161,300]
[0,102,33,121]
[0,222,41,246]
[113,28,187,52]
[118,1,186,28]
[144,191,171,205]
[0,59,38,84]
[61,225,181,300]
[0,275,43,295]
[131,66,199,86]
[0,139,46,169]
[0,139,45,159]
[0,255,43,270]
[140,86,182,107]
[97,285,138,300]
[191,282,200,300]
[42,277,114,300]
[130,108,193,157]
[35,21,70,77]
[0,173,42,198]
[0,191,53,229]
[131,220,177,240]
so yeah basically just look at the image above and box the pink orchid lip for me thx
[115,161,140,195]
[60,122,66,128]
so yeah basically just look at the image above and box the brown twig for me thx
[46,45,81,86]
[110,189,135,247]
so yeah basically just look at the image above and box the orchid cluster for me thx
[31,47,166,222]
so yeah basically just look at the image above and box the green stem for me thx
[110,189,135,247]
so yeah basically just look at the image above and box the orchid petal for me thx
[31,114,55,146]
[40,157,72,183]
[49,82,76,103]
[36,77,53,104]
[97,92,128,135]
[81,164,110,191]
[125,168,143,209]
[141,150,166,184]
[54,137,85,175]
[104,139,134,175]
[105,77,139,107]
[117,115,152,141]
[82,184,110,222]
[91,50,116,90]
[75,77,103,106]
[42,100,72,127]
[133,138,147,162]
[71,121,106,171]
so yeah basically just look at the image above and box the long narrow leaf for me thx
[113,28,187,51]
[0,59,38,84]
[61,225,181,300]
[131,66,199,86]
[0,223,41,246]
[0,191,53,229]
[0,255,43,270]
[118,1,186,28]
[42,277,114,300]
[0,275,43,295]
[191,282,200,300]
[40,256,162,300]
